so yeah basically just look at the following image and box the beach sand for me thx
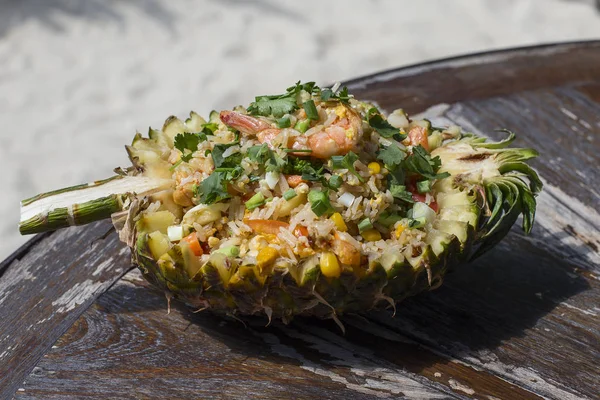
[2,0,599,260]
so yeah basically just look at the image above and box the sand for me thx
[1,0,599,260]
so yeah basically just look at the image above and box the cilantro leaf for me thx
[247,94,298,118]
[377,144,406,168]
[247,143,285,173]
[367,108,407,140]
[211,144,242,169]
[331,151,364,182]
[195,172,231,205]
[174,132,207,162]
[320,86,351,104]
[403,145,450,180]
[390,184,414,203]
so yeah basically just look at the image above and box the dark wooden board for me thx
[0,221,132,400]
[2,41,600,400]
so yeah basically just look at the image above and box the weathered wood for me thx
[0,221,131,400]
[16,270,461,400]
[3,41,600,399]
[17,269,542,400]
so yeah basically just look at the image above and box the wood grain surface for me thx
[2,41,600,400]
[0,221,132,400]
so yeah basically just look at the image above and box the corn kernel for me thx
[330,212,347,232]
[256,247,279,270]
[395,224,405,239]
[367,162,381,175]
[361,229,382,242]
[320,251,341,278]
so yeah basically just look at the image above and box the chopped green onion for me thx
[308,190,334,217]
[277,116,291,128]
[357,218,373,233]
[283,189,297,201]
[377,211,402,228]
[408,217,427,229]
[416,180,432,193]
[303,100,319,120]
[214,246,240,257]
[328,174,342,189]
[294,119,311,133]
[245,192,265,210]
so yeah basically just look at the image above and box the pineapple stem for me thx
[20,175,173,235]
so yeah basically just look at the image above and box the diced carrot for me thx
[286,175,306,188]
[408,126,429,151]
[293,225,309,237]
[181,232,203,256]
[245,219,289,235]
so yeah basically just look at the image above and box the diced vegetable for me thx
[330,212,347,232]
[167,225,184,242]
[181,233,203,256]
[357,218,373,233]
[308,190,334,217]
[245,192,266,210]
[246,219,289,235]
[319,252,341,278]
[214,245,240,257]
[283,189,297,201]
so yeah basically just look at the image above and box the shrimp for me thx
[220,105,363,159]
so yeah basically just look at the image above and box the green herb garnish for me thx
[331,151,364,182]
[377,211,402,228]
[403,145,450,180]
[377,144,406,168]
[328,174,342,189]
[277,116,291,128]
[245,192,266,210]
[294,119,311,133]
[367,108,407,140]
[283,189,297,201]
[357,218,373,233]
[174,132,207,163]
[195,172,231,205]
[303,100,319,120]
[416,180,432,193]
[308,189,334,217]
[390,184,414,203]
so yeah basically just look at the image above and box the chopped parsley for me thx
[367,108,407,140]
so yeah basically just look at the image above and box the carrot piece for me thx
[181,233,203,256]
[408,126,429,151]
[245,219,289,235]
[286,175,306,188]
[293,225,308,237]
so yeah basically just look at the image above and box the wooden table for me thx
[1,41,599,400]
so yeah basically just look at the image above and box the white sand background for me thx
[1,0,599,260]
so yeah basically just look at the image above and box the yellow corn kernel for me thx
[361,229,382,242]
[320,251,341,278]
[395,224,405,239]
[330,212,347,232]
[256,247,279,271]
[367,162,381,175]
